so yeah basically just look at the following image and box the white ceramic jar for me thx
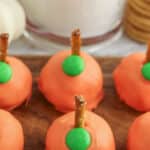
[19,0,125,47]
[0,0,25,42]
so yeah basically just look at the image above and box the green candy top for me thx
[65,128,91,150]
[0,61,12,83]
[142,62,150,80]
[62,55,85,76]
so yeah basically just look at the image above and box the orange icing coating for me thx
[127,112,150,150]
[46,111,115,150]
[0,56,32,110]
[113,52,150,112]
[38,50,103,113]
[0,109,24,150]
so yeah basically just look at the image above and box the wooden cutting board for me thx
[11,56,141,150]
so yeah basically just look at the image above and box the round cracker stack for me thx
[124,0,150,43]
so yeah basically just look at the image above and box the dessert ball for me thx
[127,112,150,150]
[0,109,24,150]
[46,96,115,150]
[46,111,115,150]
[0,56,32,110]
[0,33,32,110]
[114,51,150,111]
[39,30,103,112]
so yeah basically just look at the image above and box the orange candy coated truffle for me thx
[113,52,150,112]
[0,56,32,110]
[0,109,24,150]
[39,50,103,112]
[46,111,115,150]
[127,112,150,150]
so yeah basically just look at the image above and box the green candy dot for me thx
[65,128,91,150]
[0,61,12,83]
[62,55,85,76]
[142,62,150,80]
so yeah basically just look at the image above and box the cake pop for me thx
[46,96,115,150]
[0,109,24,150]
[127,112,150,150]
[0,33,32,110]
[114,43,150,111]
[39,29,103,113]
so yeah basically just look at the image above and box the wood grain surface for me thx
[11,56,141,150]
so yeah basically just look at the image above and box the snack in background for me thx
[124,0,150,43]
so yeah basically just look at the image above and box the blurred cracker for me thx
[132,0,150,11]
[124,21,150,43]
[125,5,150,32]
[128,0,150,17]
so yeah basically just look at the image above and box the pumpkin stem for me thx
[146,42,150,63]
[0,33,8,62]
[75,96,86,128]
[71,29,81,56]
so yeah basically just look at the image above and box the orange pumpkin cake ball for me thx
[0,109,24,150]
[39,30,103,113]
[127,112,150,150]
[113,43,150,112]
[0,34,32,110]
[46,96,115,150]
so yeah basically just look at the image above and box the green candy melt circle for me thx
[0,61,12,83]
[62,55,85,76]
[142,62,150,80]
[65,128,91,150]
